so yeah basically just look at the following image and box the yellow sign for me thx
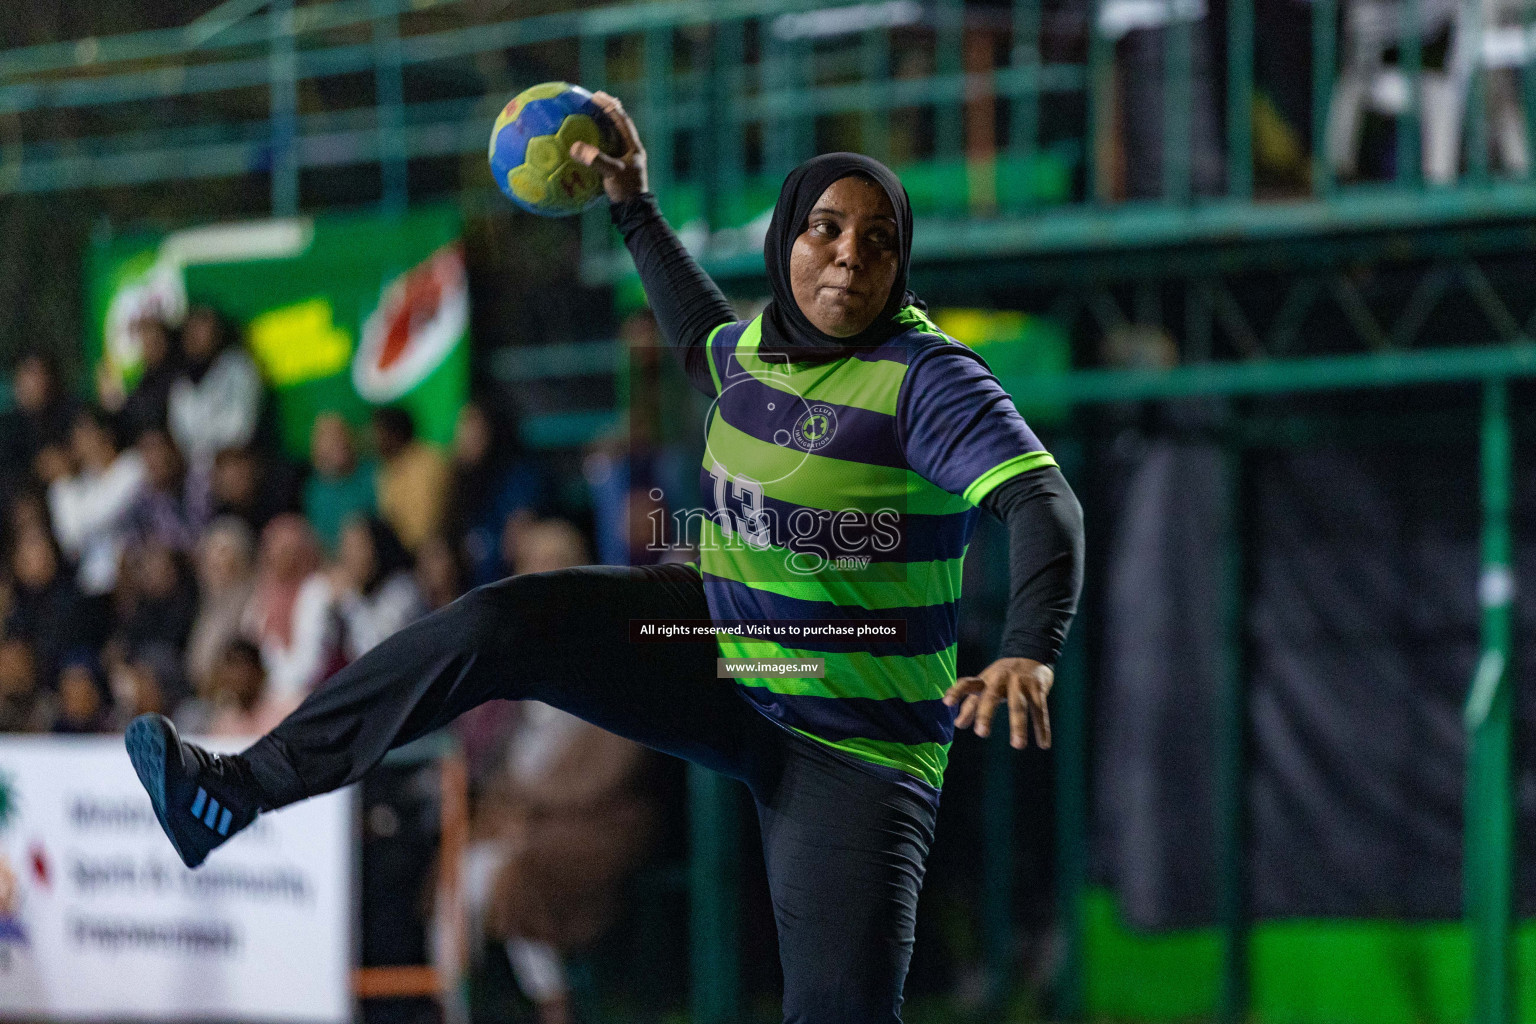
[248,298,353,387]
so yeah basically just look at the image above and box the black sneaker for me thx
[125,714,261,869]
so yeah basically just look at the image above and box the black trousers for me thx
[242,562,938,1023]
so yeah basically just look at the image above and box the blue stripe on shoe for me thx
[217,808,232,836]
[190,788,207,818]
[204,797,220,829]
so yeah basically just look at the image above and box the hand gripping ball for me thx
[488,82,621,217]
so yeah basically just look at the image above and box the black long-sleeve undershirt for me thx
[977,466,1084,665]
[610,193,1084,667]
[611,192,734,395]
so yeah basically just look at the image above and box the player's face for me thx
[789,176,900,338]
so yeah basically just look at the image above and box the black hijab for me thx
[759,153,924,365]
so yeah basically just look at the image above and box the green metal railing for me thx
[1015,345,1527,1024]
[1469,381,1516,1024]
[9,0,1536,277]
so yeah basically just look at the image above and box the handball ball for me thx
[488,82,620,217]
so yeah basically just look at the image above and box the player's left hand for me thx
[943,656,1052,749]
[569,90,648,204]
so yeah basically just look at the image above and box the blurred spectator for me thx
[170,305,263,523]
[5,524,94,688]
[208,639,300,737]
[116,542,197,657]
[467,709,655,1024]
[168,305,261,466]
[446,521,511,781]
[0,639,51,733]
[372,407,450,553]
[209,446,299,537]
[47,408,146,595]
[331,516,425,660]
[244,514,338,700]
[461,517,654,1024]
[498,508,537,580]
[304,412,377,554]
[415,533,466,611]
[584,449,634,567]
[107,642,185,732]
[103,316,181,439]
[127,427,197,551]
[513,518,589,576]
[54,653,111,734]
[6,489,50,540]
[582,445,684,568]
[0,353,79,505]
[449,401,541,586]
[185,517,257,695]
[584,311,696,568]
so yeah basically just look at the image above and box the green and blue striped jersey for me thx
[694,307,1056,790]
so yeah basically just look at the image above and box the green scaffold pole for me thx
[1466,378,1514,1024]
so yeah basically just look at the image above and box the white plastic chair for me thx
[1436,0,1531,179]
[1328,0,1531,183]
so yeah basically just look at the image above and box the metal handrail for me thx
[9,0,1536,284]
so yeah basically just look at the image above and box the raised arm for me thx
[571,92,736,396]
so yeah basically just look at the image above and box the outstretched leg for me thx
[245,561,769,806]
[129,562,775,866]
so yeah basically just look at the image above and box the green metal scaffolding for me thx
[486,337,1530,1024]
[1014,344,1527,1024]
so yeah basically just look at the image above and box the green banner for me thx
[87,206,469,458]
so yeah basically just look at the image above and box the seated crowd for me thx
[1,308,679,1023]
[0,307,552,739]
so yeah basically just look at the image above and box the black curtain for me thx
[1090,401,1536,928]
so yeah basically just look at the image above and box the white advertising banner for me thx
[0,735,355,1022]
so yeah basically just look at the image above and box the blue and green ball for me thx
[488,82,621,217]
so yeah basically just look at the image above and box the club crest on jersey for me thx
[793,402,838,452]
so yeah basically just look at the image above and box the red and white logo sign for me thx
[353,242,468,403]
